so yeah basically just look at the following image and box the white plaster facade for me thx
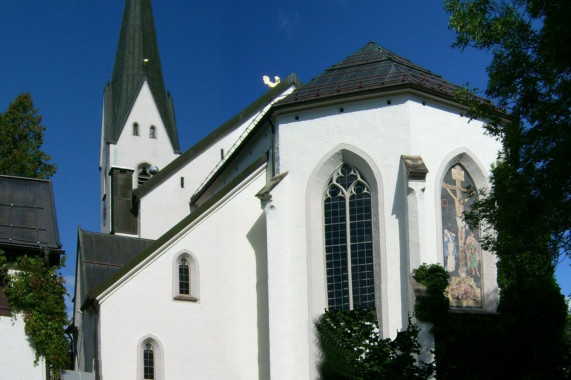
[96,168,268,379]
[100,81,180,234]
[0,275,47,380]
[77,89,500,379]
[73,6,501,377]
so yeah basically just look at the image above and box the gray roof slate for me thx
[0,175,63,255]
[77,229,154,306]
[279,41,465,106]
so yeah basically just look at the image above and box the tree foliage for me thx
[315,308,434,379]
[444,0,571,377]
[0,93,56,179]
[445,0,571,260]
[412,264,450,326]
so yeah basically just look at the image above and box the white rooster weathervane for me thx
[263,75,280,88]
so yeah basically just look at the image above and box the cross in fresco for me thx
[442,165,469,276]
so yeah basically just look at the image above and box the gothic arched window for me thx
[179,258,190,295]
[173,252,200,302]
[143,343,155,379]
[441,164,483,308]
[324,164,375,310]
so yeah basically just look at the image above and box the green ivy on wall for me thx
[0,250,69,380]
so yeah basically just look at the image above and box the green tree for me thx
[0,93,56,179]
[444,0,571,377]
[315,308,434,379]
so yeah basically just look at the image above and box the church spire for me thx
[104,0,180,152]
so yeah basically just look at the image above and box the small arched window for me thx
[133,122,139,136]
[137,336,163,380]
[179,258,190,295]
[324,164,375,311]
[150,125,156,139]
[143,343,155,379]
[173,252,199,301]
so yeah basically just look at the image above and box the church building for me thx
[71,0,500,378]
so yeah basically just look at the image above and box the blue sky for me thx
[1,1,568,314]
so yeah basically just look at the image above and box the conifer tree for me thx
[0,93,56,179]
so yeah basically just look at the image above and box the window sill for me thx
[174,295,198,302]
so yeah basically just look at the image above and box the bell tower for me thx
[100,0,180,235]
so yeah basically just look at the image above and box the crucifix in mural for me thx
[441,164,482,308]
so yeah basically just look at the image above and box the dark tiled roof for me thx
[77,229,154,305]
[279,41,463,106]
[0,175,62,254]
[104,0,179,152]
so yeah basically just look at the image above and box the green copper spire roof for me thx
[103,0,180,153]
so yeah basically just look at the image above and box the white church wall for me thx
[97,168,268,379]
[0,314,46,380]
[112,81,179,176]
[138,123,246,239]
[138,86,295,239]
[268,93,499,378]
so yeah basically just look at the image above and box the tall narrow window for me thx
[441,164,482,308]
[179,258,190,295]
[143,343,154,379]
[150,126,156,139]
[133,122,139,136]
[324,164,374,310]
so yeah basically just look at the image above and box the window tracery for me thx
[324,164,375,310]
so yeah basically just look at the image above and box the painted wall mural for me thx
[441,164,482,308]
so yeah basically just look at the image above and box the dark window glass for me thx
[324,164,375,310]
[144,343,154,379]
[179,258,190,295]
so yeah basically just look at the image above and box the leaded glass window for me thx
[179,258,190,295]
[324,164,375,310]
[143,343,154,379]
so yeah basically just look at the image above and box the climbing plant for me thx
[0,249,69,380]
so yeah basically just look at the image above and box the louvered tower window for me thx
[324,164,375,310]
[138,164,151,186]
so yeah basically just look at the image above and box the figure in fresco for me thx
[441,164,483,308]
[465,232,480,277]
[442,165,468,276]
[443,228,457,272]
